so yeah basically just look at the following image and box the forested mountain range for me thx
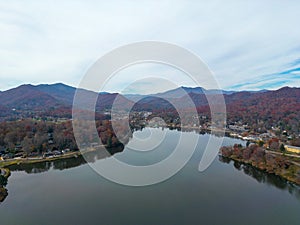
[0,83,299,134]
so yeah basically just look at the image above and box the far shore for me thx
[219,145,300,186]
[0,147,102,168]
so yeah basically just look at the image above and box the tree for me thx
[268,138,279,150]
[246,140,251,147]
[258,140,264,147]
[280,144,285,153]
[107,136,112,148]
[33,132,48,153]
[4,131,18,151]
[21,136,33,156]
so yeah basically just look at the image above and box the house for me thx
[62,149,70,154]
[228,125,248,132]
[284,145,300,154]
[52,150,62,156]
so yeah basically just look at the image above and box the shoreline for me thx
[0,147,102,168]
[219,145,300,186]
[220,155,300,186]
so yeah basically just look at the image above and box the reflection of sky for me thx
[0,1,300,93]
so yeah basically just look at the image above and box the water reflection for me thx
[0,171,8,203]
[219,156,300,200]
[0,145,124,203]
[0,186,7,203]
[8,146,124,174]
[2,130,300,206]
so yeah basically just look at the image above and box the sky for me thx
[0,0,300,94]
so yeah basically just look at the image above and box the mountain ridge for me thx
[0,83,299,121]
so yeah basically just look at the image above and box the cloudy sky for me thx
[0,0,300,94]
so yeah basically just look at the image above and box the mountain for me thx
[132,96,175,111]
[123,94,145,102]
[124,86,236,101]
[35,83,76,105]
[0,83,299,124]
[0,84,61,109]
[224,86,300,131]
[96,92,134,111]
[129,86,300,117]
[151,86,205,98]
[152,86,237,99]
[224,86,300,105]
[0,83,133,120]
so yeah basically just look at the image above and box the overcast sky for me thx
[0,0,300,94]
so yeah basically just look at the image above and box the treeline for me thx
[220,144,300,185]
[0,119,129,158]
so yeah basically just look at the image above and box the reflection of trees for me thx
[0,173,8,203]
[8,145,125,174]
[50,146,123,170]
[0,175,8,186]
[1,144,126,204]
[233,161,242,170]
[1,121,131,204]
[219,156,231,164]
[242,163,292,190]
[219,156,300,200]
[0,185,8,203]
[8,161,52,174]
[7,155,89,174]
[52,156,88,170]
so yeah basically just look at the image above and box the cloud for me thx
[230,67,300,90]
[0,0,300,93]
[102,63,196,94]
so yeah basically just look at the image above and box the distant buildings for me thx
[228,125,249,132]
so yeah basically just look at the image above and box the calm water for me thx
[0,128,299,225]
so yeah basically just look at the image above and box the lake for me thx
[0,128,299,225]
